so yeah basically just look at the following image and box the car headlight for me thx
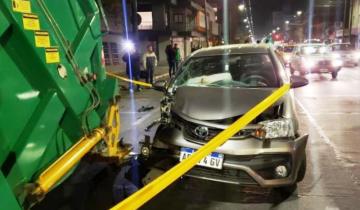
[256,119,295,139]
[284,54,292,62]
[353,52,360,59]
[332,59,343,67]
[304,47,315,54]
[319,47,328,54]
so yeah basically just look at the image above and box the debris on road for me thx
[138,105,154,112]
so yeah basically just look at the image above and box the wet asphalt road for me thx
[34,67,360,210]
[118,67,360,210]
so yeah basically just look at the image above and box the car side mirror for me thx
[153,80,167,92]
[290,75,308,88]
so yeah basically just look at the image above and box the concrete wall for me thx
[158,35,172,65]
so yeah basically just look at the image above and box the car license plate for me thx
[179,147,224,169]
[320,69,328,72]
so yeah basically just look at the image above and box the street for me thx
[4,0,360,209]
[119,67,360,210]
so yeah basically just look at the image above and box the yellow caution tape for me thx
[106,71,153,88]
[110,83,290,210]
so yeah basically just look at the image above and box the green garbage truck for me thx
[0,0,122,209]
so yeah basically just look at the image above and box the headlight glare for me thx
[332,59,342,67]
[284,54,291,61]
[303,58,315,68]
[332,53,341,59]
[353,52,360,59]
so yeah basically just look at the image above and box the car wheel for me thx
[296,155,307,182]
[331,71,338,79]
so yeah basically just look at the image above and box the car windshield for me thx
[283,46,294,52]
[171,54,279,90]
[300,45,329,55]
[331,44,353,51]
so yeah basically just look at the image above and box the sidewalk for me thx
[107,65,169,81]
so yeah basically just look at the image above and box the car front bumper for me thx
[149,126,308,188]
[300,65,340,74]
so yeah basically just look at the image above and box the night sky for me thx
[251,0,308,38]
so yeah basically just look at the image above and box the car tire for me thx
[296,155,307,182]
[331,71,338,79]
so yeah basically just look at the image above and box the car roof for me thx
[191,44,271,57]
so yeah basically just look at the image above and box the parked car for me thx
[290,44,342,79]
[145,44,309,193]
[281,45,296,65]
[329,43,360,67]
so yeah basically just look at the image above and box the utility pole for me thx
[204,0,210,47]
[223,0,229,44]
[349,0,354,45]
[131,0,138,41]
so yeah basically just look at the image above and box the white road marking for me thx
[120,111,139,114]
[133,108,160,126]
[300,95,360,98]
[295,98,346,164]
[298,112,360,115]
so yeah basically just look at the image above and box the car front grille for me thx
[318,60,331,66]
[172,113,254,144]
[186,166,258,185]
[184,121,221,142]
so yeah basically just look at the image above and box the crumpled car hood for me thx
[172,86,283,121]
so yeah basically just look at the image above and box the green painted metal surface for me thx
[0,0,117,209]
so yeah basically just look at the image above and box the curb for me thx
[154,73,169,81]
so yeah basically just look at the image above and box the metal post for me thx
[343,0,348,41]
[223,0,229,44]
[204,0,209,47]
[132,0,138,41]
[349,0,354,44]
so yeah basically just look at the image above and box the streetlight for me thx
[246,25,249,28]
[285,20,290,24]
[238,4,245,11]
[243,18,248,23]
[297,10,302,16]
[276,27,280,31]
[272,30,276,33]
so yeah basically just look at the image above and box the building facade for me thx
[350,0,360,48]
[101,0,220,70]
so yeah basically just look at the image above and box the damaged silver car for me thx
[145,44,309,191]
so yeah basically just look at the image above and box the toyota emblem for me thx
[194,126,209,139]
